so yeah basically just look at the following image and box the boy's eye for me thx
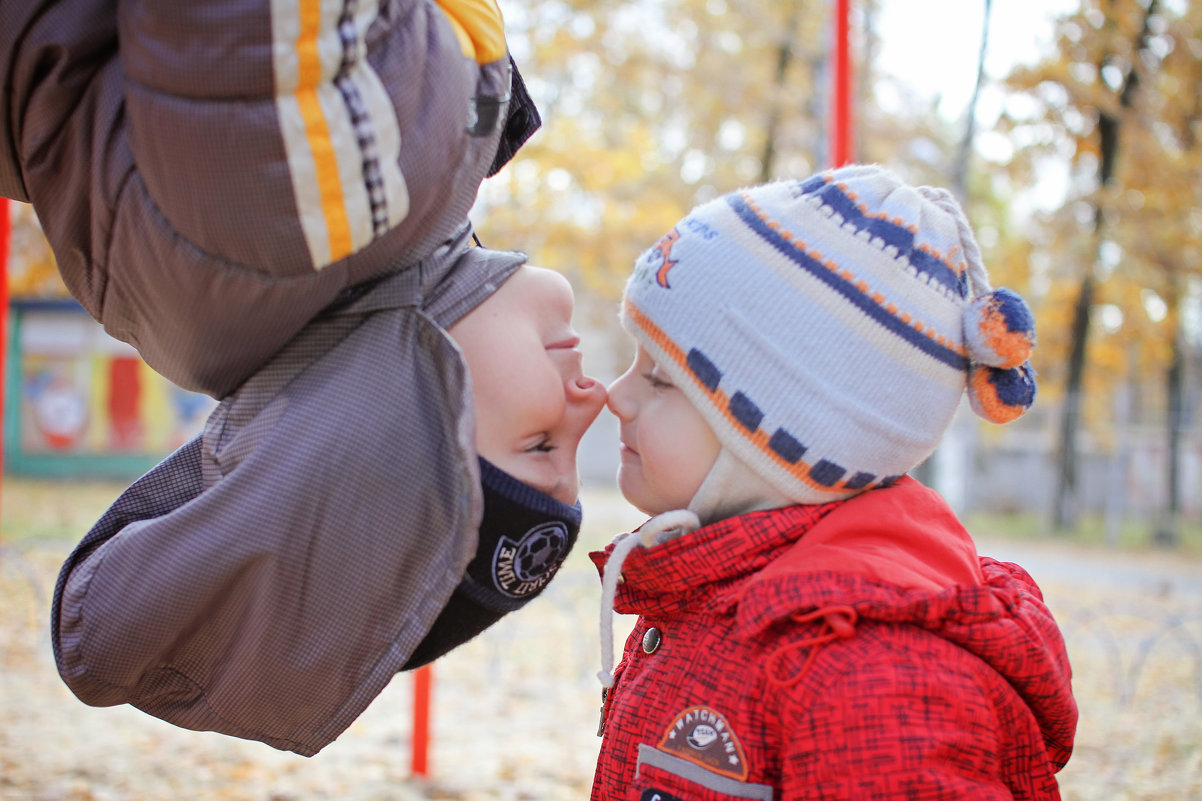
[643,372,673,390]
[527,436,555,453]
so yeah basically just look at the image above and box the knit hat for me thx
[620,164,1037,506]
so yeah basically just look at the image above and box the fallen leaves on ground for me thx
[1,487,1199,800]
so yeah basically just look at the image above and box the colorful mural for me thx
[5,299,215,477]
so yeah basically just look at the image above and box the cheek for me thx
[469,345,566,452]
[503,356,569,433]
[635,401,720,509]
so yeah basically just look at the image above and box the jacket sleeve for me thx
[51,264,486,757]
[1,0,514,397]
[0,0,127,311]
[778,650,1018,800]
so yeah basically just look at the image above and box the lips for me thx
[546,334,581,350]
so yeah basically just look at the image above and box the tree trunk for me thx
[923,0,990,510]
[1154,316,1184,547]
[1053,272,1094,530]
[759,6,801,183]
[1051,0,1157,532]
[952,0,991,200]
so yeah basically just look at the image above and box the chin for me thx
[616,476,661,517]
[615,470,641,510]
[546,472,579,506]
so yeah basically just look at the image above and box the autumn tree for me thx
[1107,0,1202,543]
[479,1,1026,339]
[1004,0,1151,531]
[1004,0,1199,537]
[477,1,841,299]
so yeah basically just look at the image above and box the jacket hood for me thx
[51,241,526,757]
[735,477,1077,771]
[745,476,985,593]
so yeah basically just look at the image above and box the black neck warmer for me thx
[403,458,582,669]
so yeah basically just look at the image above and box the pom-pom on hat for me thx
[620,164,1037,505]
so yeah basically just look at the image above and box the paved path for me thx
[975,535,1202,600]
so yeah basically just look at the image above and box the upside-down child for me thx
[3,0,608,756]
[591,164,1077,800]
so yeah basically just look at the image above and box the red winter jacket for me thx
[590,477,1077,801]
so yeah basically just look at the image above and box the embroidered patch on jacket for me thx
[659,705,749,781]
[491,521,571,598]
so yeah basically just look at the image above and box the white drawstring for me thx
[596,509,700,688]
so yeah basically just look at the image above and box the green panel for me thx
[5,451,158,480]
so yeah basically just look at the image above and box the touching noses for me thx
[606,370,636,422]
[567,374,608,429]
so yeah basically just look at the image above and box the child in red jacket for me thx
[592,164,1077,800]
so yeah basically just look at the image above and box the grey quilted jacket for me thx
[4,0,554,757]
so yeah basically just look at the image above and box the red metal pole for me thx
[831,0,854,167]
[0,199,9,496]
[411,664,432,777]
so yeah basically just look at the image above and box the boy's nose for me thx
[562,375,607,434]
[570,375,607,413]
[605,373,635,421]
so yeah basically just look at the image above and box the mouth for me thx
[619,441,639,458]
[546,334,581,350]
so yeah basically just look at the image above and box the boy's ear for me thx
[488,56,542,177]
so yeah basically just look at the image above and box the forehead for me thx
[635,343,663,366]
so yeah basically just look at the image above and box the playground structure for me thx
[3,297,216,479]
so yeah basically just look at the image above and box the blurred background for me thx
[465,0,1201,545]
[8,0,1195,543]
[1,0,1200,799]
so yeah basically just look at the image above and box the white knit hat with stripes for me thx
[621,164,1037,506]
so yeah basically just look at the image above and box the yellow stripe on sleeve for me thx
[434,0,507,63]
[295,0,353,261]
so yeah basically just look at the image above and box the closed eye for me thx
[643,372,673,390]
[527,436,555,453]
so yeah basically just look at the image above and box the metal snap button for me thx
[642,626,662,654]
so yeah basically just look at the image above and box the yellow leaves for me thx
[477,0,833,300]
[997,0,1202,449]
[6,201,68,298]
